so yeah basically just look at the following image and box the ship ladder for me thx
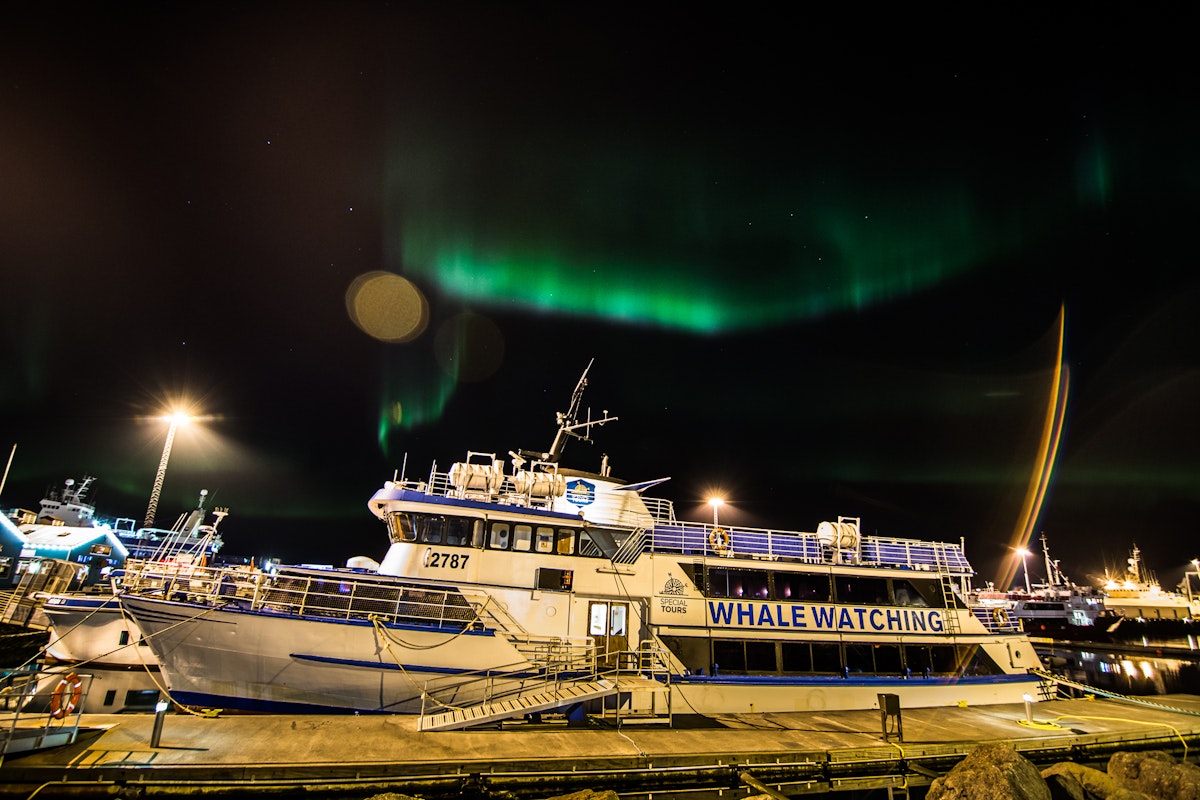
[936,563,962,635]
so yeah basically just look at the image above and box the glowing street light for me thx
[708,496,724,528]
[144,410,194,528]
[1017,547,1032,594]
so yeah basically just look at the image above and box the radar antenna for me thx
[545,359,618,462]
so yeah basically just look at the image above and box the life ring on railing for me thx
[709,527,731,554]
[49,672,83,719]
[992,607,1011,627]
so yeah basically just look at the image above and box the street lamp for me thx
[1017,547,1032,594]
[144,410,194,528]
[708,496,724,528]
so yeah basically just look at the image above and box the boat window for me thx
[470,519,486,548]
[556,528,575,555]
[832,576,890,605]
[386,513,417,544]
[811,642,842,673]
[891,578,933,607]
[745,640,776,672]
[707,567,769,599]
[712,639,746,673]
[417,515,444,544]
[843,643,872,673]
[781,642,813,673]
[873,644,903,674]
[513,524,533,552]
[772,571,831,602]
[488,522,511,550]
[444,516,477,547]
[577,531,604,558]
[958,644,1003,676]
[534,526,555,553]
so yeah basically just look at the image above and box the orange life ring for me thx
[992,607,1011,627]
[709,527,731,554]
[50,672,83,719]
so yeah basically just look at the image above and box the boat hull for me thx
[42,595,157,667]
[121,595,538,714]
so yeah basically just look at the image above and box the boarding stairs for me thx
[420,593,672,731]
[417,677,619,731]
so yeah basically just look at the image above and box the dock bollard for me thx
[878,693,902,742]
[150,698,169,748]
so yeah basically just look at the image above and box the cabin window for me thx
[781,642,812,673]
[712,639,746,673]
[577,531,603,558]
[513,524,533,552]
[444,516,480,547]
[843,643,872,673]
[534,526,555,553]
[811,642,842,673]
[891,578,933,607]
[832,576,890,605]
[707,567,769,599]
[417,515,444,544]
[556,528,575,555]
[488,522,511,550]
[873,644,903,673]
[772,571,831,602]
[386,512,417,543]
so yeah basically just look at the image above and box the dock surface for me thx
[4,694,1200,797]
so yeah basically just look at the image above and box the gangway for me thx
[418,678,617,731]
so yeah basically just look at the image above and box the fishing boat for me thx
[37,491,228,667]
[1100,544,1196,632]
[120,364,1047,722]
[1010,534,1105,636]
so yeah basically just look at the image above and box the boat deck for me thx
[3,694,1200,797]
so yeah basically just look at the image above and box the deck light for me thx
[708,496,724,527]
[144,410,195,528]
[1017,548,1032,593]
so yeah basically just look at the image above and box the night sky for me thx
[2,6,1197,591]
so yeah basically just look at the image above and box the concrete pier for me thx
[3,694,1200,797]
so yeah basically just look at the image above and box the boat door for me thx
[588,600,629,668]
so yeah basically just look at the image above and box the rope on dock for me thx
[1031,667,1200,718]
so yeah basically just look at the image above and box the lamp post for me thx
[1017,547,1032,594]
[708,496,724,528]
[144,411,193,528]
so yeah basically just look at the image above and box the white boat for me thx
[38,494,228,667]
[1101,544,1195,622]
[120,363,1047,720]
[1010,534,1105,635]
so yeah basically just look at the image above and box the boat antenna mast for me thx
[544,359,618,463]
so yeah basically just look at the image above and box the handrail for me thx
[121,563,481,631]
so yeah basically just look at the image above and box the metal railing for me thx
[121,563,481,631]
[417,637,673,718]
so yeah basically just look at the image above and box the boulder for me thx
[1042,761,1152,800]
[927,743,1050,800]
[1108,750,1200,800]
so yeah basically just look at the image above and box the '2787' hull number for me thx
[423,549,470,569]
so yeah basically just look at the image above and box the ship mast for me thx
[545,359,618,463]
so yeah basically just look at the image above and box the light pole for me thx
[1017,547,1032,593]
[144,411,193,528]
[708,496,724,528]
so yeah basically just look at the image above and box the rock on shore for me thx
[927,743,1200,800]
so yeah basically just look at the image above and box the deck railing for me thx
[615,522,975,574]
[121,563,480,631]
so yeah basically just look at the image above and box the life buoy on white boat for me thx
[50,672,83,719]
[709,527,731,554]
[992,607,1011,627]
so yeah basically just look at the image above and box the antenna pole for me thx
[0,443,14,499]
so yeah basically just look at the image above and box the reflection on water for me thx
[1037,641,1200,696]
